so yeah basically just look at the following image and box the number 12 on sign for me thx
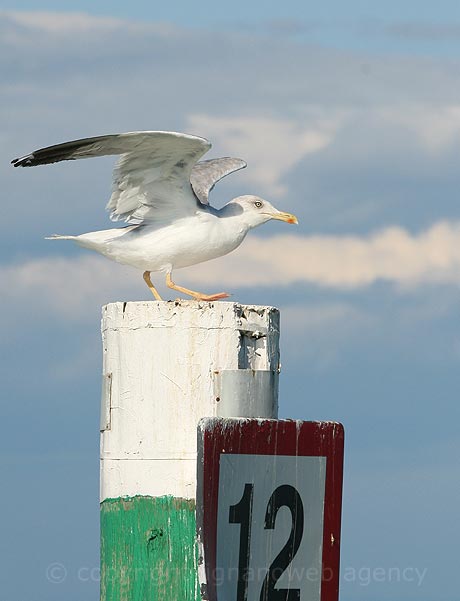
[197,419,344,601]
[230,482,304,601]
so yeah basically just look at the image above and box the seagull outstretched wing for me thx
[12,130,245,225]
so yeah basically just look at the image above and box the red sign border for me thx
[197,418,345,601]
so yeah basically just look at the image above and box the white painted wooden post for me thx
[99,300,280,601]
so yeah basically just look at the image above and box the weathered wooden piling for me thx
[99,300,280,600]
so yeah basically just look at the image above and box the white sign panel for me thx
[216,454,326,601]
[197,418,344,601]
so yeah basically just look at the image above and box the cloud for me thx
[187,113,343,196]
[2,10,127,33]
[1,220,459,327]
[183,220,460,289]
[3,10,460,255]
[4,9,460,107]
[0,255,141,323]
[380,104,460,153]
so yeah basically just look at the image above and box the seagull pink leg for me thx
[143,271,163,300]
[165,272,230,301]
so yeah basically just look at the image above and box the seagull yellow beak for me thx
[270,211,299,225]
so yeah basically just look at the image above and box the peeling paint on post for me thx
[100,301,280,600]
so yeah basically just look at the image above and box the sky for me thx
[1,2,460,600]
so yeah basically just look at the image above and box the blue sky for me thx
[5,0,460,24]
[1,3,460,601]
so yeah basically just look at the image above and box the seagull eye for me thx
[254,201,263,208]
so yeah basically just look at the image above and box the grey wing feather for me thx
[11,131,210,168]
[190,157,247,204]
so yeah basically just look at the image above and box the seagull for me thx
[12,131,298,301]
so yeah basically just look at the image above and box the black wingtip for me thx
[11,155,33,167]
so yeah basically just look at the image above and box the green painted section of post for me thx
[100,495,200,601]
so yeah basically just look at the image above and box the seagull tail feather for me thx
[45,234,77,240]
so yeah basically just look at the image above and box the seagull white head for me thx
[225,195,298,229]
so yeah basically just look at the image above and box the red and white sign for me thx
[197,418,344,601]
